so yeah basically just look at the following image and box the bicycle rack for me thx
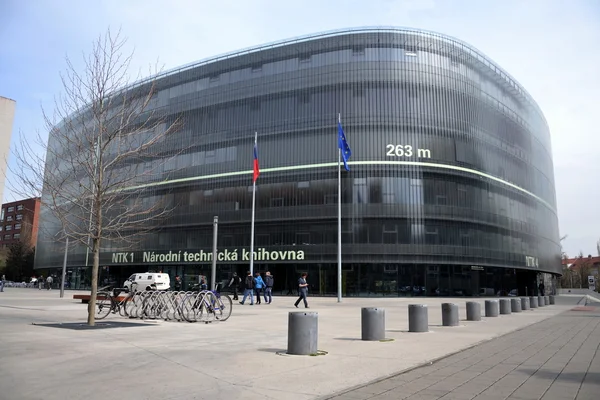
[111,290,232,323]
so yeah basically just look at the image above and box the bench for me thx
[73,294,130,304]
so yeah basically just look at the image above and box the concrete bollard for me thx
[549,295,555,305]
[485,300,499,317]
[287,312,318,355]
[521,297,530,310]
[545,296,550,305]
[538,296,545,307]
[511,298,522,313]
[499,299,512,315]
[361,307,385,341]
[408,304,428,332]
[530,296,538,308]
[466,301,481,321]
[441,303,459,326]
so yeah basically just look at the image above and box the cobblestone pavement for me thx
[327,304,600,400]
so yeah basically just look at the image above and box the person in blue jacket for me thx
[253,272,266,305]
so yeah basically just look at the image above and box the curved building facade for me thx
[36,27,561,296]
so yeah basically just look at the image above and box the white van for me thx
[124,273,170,292]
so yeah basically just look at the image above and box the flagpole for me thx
[337,113,342,303]
[249,132,257,276]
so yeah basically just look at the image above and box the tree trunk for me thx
[86,237,100,326]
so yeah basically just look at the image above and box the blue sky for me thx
[1,0,599,257]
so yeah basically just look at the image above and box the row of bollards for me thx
[287,295,556,355]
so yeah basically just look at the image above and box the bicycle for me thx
[95,286,134,320]
[181,284,232,322]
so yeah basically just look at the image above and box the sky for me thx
[0,0,599,257]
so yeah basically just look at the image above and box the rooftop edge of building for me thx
[118,26,546,126]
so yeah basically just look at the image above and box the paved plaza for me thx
[0,289,595,400]
[326,303,600,400]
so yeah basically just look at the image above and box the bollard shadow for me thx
[334,337,360,341]
[516,368,600,384]
[257,347,287,353]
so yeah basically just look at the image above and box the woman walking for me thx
[254,272,265,305]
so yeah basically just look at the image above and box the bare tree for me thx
[11,29,181,325]
[575,251,592,289]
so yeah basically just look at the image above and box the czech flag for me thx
[253,135,260,182]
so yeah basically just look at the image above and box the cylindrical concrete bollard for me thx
[408,304,428,332]
[466,301,481,321]
[549,295,555,305]
[361,307,385,341]
[442,303,459,326]
[545,296,550,305]
[530,296,538,308]
[521,297,530,310]
[511,298,522,313]
[287,312,318,355]
[485,300,499,317]
[538,296,545,307]
[499,299,512,315]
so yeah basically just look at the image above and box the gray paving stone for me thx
[328,305,600,400]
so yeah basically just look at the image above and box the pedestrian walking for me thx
[264,271,274,304]
[239,271,254,305]
[254,272,265,304]
[228,272,241,300]
[294,272,309,308]
[38,275,44,290]
[0,274,5,292]
[173,275,182,291]
[539,282,545,296]
[46,275,53,290]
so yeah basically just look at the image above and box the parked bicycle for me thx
[180,284,232,322]
[95,286,134,319]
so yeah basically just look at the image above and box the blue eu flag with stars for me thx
[338,121,352,171]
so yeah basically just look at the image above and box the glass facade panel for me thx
[36,28,561,296]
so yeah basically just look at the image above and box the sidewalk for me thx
[0,289,589,400]
[326,304,600,400]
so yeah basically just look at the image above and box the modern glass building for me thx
[36,27,561,296]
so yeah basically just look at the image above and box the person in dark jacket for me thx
[228,272,241,300]
[294,272,309,308]
[264,271,274,304]
[173,275,182,291]
[254,272,266,305]
[239,271,254,305]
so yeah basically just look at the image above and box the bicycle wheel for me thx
[119,293,133,317]
[215,294,232,321]
[125,292,141,318]
[95,292,112,320]
[182,294,203,322]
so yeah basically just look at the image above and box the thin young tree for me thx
[11,29,181,325]
[576,251,592,290]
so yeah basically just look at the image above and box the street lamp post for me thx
[211,216,218,291]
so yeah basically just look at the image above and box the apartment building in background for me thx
[0,197,41,249]
[0,96,16,205]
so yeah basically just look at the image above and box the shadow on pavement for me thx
[516,368,600,384]
[256,347,287,353]
[32,321,157,330]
